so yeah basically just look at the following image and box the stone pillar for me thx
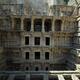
[42,17,45,32]
[52,18,55,32]
[71,75,79,80]
[26,74,30,80]
[31,17,34,32]
[20,32,24,46]
[21,17,24,30]
[58,75,65,80]
[12,17,14,30]
[62,20,65,31]
[43,74,48,80]
[7,74,15,80]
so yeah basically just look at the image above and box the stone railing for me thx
[0,71,80,80]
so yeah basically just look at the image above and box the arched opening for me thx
[14,18,21,30]
[54,19,62,31]
[45,67,49,71]
[26,67,29,71]
[34,19,42,32]
[35,66,39,71]
[24,18,31,31]
[44,19,52,32]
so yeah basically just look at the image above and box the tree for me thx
[74,0,80,16]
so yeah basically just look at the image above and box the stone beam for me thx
[71,74,79,80]
[58,75,65,80]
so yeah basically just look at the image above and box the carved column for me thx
[26,74,30,80]
[31,17,34,32]
[42,17,45,32]
[21,17,24,30]
[12,17,14,30]
[43,74,48,80]
[52,17,55,32]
